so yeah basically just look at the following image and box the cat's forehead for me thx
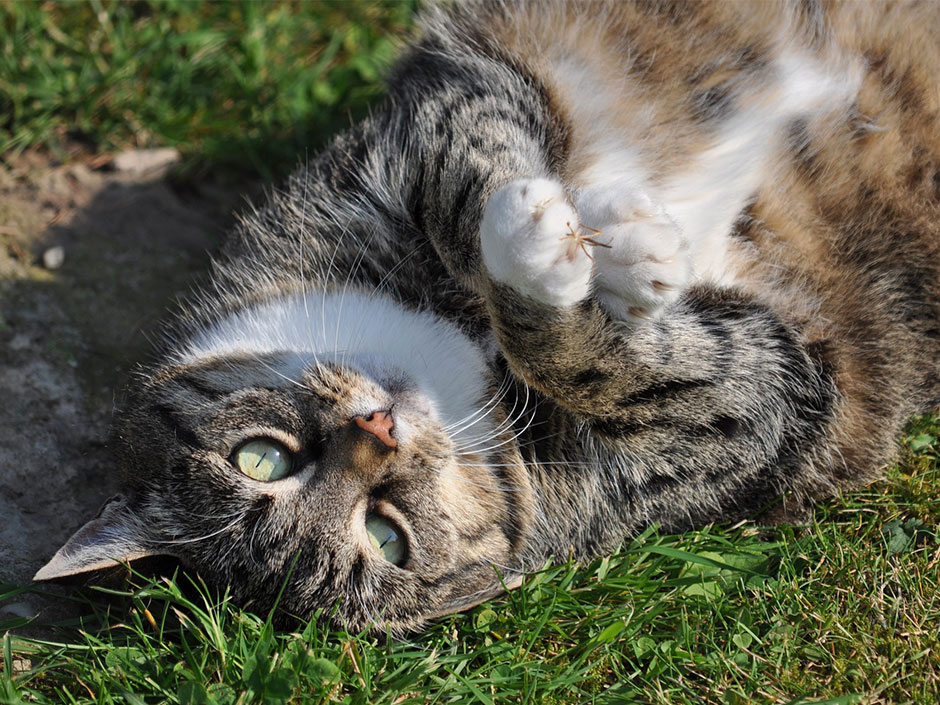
[176,290,492,434]
[134,352,439,456]
[133,354,350,439]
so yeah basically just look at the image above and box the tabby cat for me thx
[35,0,940,632]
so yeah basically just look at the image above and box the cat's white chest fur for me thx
[541,46,863,293]
[480,48,862,325]
[181,291,492,444]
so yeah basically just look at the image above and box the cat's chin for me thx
[342,354,437,419]
[183,289,495,448]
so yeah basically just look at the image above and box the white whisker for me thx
[152,511,247,546]
[372,240,427,295]
[321,215,354,356]
[442,372,514,434]
[453,384,536,456]
[339,224,381,370]
[450,375,526,444]
[256,358,310,391]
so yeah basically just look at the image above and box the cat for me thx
[35,0,940,633]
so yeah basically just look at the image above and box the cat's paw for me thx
[575,185,690,325]
[480,178,592,307]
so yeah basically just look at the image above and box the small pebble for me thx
[8,333,30,350]
[42,245,65,270]
[112,147,181,175]
[0,601,38,619]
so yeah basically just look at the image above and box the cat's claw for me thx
[574,184,690,325]
[480,178,593,307]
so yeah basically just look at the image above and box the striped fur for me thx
[37,1,940,632]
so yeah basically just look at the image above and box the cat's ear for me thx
[33,494,165,581]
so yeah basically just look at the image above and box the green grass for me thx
[3,416,938,704]
[0,0,415,180]
[2,2,939,703]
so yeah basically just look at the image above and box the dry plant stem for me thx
[560,223,609,261]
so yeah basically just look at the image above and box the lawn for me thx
[1,0,414,180]
[3,419,938,704]
[1,2,938,704]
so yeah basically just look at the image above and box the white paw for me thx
[480,178,592,307]
[575,184,691,324]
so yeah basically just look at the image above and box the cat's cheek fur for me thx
[480,178,592,308]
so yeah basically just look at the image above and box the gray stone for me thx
[42,245,65,270]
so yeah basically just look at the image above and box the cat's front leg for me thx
[479,176,837,529]
[481,178,691,324]
[479,175,697,421]
[478,175,833,458]
[479,179,593,308]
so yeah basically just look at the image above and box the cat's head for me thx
[35,345,535,632]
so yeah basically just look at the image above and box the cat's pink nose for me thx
[354,410,397,449]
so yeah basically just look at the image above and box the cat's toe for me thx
[481,178,592,307]
[575,185,691,324]
[592,258,690,324]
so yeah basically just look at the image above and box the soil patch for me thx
[0,149,255,623]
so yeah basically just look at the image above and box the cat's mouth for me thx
[339,352,488,438]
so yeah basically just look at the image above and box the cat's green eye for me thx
[366,514,407,566]
[234,439,292,482]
